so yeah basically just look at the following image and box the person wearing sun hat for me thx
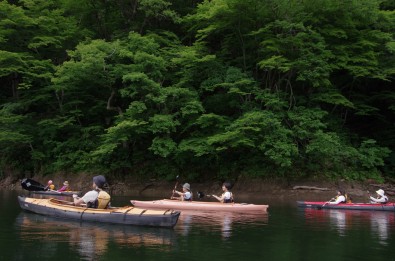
[172,183,192,201]
[73,175,111,208]
[369,189,388,204]
[57,181,70,192]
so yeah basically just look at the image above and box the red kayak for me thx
[130,199,268,213]
[297,201,395,211]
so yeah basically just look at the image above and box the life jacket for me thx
[45,184,55,191]
[97,190,111,208]
[183,191,192,201]
[223,192,234,203]
[345,194,352,203]
[87,190,111,209]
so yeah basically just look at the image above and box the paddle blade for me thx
[21,178,46,191]
[197,191,205,199]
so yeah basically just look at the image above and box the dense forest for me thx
[0,0,394,183]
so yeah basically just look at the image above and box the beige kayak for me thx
[130,199,268,212]
[18,196,180,228]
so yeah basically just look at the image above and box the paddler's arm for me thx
[328,196,345,205]
[171,190,183,200]
[174,190,184,196]
[73,194,84,206]
[212,194,223,202]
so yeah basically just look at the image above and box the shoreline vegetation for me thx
[0,1,394,185]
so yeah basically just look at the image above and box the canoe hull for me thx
[18,196,180,228]
[297,201,395,211]
[130,199,268,212]
[29,190,81,196]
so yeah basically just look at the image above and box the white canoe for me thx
[130,199,268,213]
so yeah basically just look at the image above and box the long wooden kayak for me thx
[130,199,268,212]
[18,196,180,228]
[297,201,395,211]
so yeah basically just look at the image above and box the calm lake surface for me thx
[1,190,395,261]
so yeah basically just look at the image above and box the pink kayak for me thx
[130,199,268,213]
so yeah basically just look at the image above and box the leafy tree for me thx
[0,0,393,182]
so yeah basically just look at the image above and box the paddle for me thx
[314,201,328,210]
[170,175,179,199]
[367,190,373,203]
[321,201,330,207]
[21,178,47,191]
[197,191,221,202]
[197,191,212,199]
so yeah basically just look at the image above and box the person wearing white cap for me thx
[172,183,192,201]
[370,189,388,204]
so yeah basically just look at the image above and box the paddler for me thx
[172,183,192,201]
[212,181,234,203]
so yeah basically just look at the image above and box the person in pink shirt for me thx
[57,181,70,192]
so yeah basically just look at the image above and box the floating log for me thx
[292,186,329,191]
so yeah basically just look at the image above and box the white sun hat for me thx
[376,189,385,197]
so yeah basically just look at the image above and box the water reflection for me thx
[15,212,175,260]
[175,211,268,239]
[300,208,395,244]
[369,211,394,245]
[329,210,347,236]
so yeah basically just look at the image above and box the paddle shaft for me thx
[316,200,331,210]
[170,175,179,199]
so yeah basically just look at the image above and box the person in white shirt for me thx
[73,175,107,207]
[328,190,346,204]
[213,181,234,203]
[370,189,388,204]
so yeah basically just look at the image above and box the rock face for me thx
[2,174,391,203]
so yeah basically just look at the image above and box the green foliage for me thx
[149,137,177,157]
[0,105,32,145]
[0,0,394,182]
[357,139,391,169]
[149,114,180,134]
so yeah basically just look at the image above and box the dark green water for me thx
[2,190,395,261]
